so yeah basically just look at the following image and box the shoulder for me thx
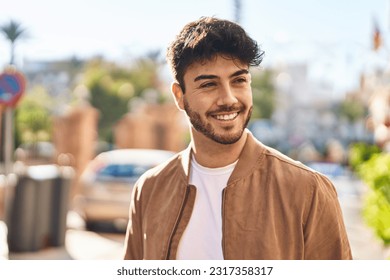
[257,143,319,181]
[258,143,337,197]
[243,132,318,178]
[259,144,340,218]
[263,144,314,173]
[134,150,187,192]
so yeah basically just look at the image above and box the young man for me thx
[123,17,352,260]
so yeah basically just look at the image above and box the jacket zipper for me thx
[164,184,190,259]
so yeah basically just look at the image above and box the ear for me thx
[171,82,185,111]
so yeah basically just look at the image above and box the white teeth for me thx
[215,113,238,120]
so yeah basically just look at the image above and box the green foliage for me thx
[357,152,390,245]
[15,86,53,144]
[0,20,26,42]
[86,73,131,141]
[363,190,390,245]
[1,19,27,64]
[250,69,275,119]
[359,154,390,203]
[81,57,165,142]
[349,142,381,171]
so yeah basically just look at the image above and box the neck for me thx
[190,129,248,168]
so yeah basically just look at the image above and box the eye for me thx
[233,77,247,84]
[199,81,217,88]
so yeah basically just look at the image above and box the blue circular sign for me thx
[0,70,26,107]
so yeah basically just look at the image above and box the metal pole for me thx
[4,107,13,175]
[2,107,14,223]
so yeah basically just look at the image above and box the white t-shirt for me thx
[176,157,237,260]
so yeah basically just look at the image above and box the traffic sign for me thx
[0,69,26,107]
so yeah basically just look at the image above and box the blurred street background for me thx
[1,0,390,260]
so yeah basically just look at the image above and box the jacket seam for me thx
[263,151,314,173]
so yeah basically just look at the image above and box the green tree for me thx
[15,86,53,145]
[0,19,27,64]
[250,69,276,119]
[349,142,381,171]
[81,54,166,142]
[358,153,390,245]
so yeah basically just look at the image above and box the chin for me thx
[209,129,245,145]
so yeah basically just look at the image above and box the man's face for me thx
[174,55,253,145]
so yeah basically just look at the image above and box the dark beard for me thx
[183,99,252,145]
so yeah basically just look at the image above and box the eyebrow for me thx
[193,69,249,82]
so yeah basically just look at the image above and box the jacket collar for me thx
[228,129,265,184]
[180,129,265,185]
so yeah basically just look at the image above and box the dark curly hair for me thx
[166,17,264,92]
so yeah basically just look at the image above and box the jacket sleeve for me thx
[123,180,144,260]
[303,173,353,260]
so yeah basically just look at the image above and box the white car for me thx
[73,149,175,232]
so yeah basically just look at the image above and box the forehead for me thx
[184,55,248,80]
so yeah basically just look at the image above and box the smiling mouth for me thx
[212,112,239,121]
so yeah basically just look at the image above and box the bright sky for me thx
[1,0,389,94]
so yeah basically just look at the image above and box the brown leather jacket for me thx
[124,131,352,260]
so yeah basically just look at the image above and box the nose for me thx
[216,85,238,107]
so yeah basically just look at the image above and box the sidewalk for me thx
[7,229,124,260]
[332,176,388,260]
[5,211,125,260]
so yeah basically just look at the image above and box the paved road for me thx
[4,174,389,260]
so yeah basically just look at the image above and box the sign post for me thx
[0,67,26,221]
[0,67,26,173]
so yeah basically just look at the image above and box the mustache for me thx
[207,104,245,116]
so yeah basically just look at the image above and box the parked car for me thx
[73,149,175,232]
